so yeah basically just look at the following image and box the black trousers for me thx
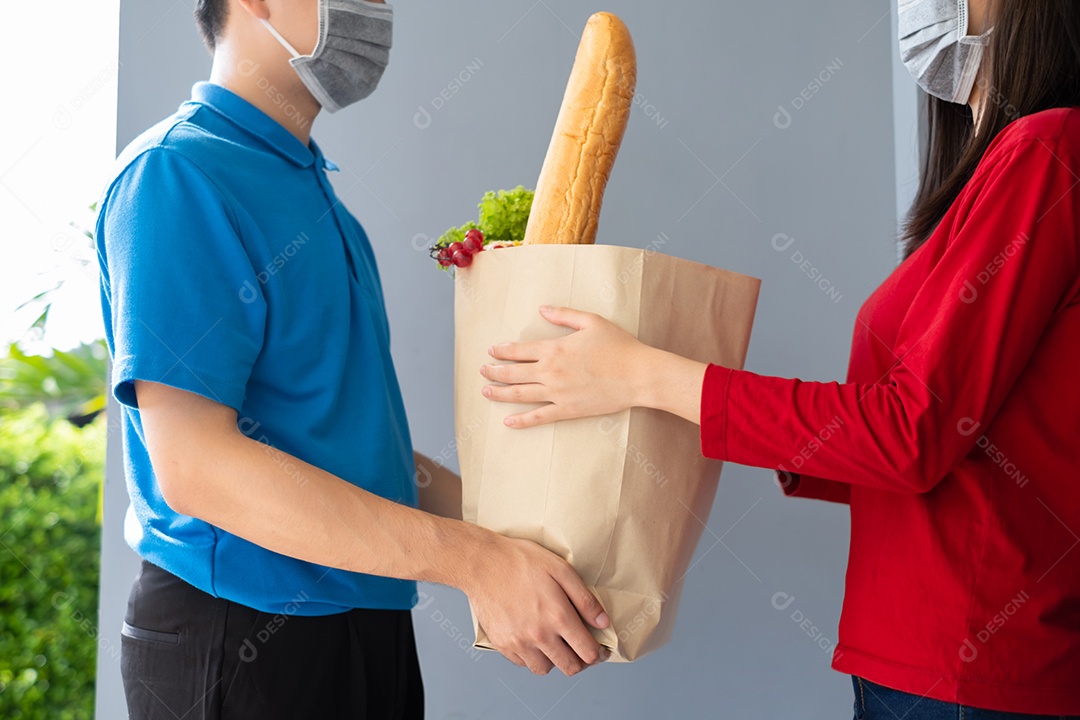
[120,560,424,720]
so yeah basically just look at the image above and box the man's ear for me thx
[234,0,271,21]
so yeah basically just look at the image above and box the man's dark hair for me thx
[194,0,229,52]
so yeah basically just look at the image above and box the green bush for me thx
[0,405,104,719]
[0,342,108,425]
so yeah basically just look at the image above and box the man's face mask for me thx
[262,0,393,114]
[899,0,991,105]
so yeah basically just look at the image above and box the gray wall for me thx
[98,1,911,717]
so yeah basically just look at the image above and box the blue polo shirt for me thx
[96,82,418,615]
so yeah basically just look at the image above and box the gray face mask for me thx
[262,0,393,114]
[898,0,991,105]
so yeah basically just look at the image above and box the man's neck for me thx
[209,45,320,145]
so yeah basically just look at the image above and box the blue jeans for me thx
[853,677,1079,720]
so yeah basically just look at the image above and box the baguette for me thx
[523,12,637,245]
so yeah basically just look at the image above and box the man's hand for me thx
[134,380,608,676]
[411,455,608,674]
[410,456,608,673]
[466,534,610,675]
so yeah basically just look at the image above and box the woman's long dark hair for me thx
[902,1,1080,259]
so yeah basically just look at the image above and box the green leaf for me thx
[428,187,534,270]
[1,341,108,422]
[477,186,534,242]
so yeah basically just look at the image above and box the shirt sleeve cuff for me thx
[776,469,802,495]
[111,354,248,413]
[700,363,734,460]
[776,470,852,504]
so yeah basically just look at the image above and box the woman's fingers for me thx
[482,382,548,405]
[503,404,566,429]
[487,306,600,361]
[488,341,545,362]
[480,362,536,385]
[539,305,595,331]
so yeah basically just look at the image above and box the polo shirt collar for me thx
[190,82,315,168]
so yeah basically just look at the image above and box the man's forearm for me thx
[159,430,486,590]
[137,377,609,675]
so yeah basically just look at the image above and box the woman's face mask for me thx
[262,0,393,114]
[899,0,991,105]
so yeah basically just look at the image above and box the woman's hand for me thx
[480,306,708,428]
[480,306,645,427]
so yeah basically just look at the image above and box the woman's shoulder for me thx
[991,107,1080,157]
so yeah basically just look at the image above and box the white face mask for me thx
[898,0,991,105]
[262,0,393,114]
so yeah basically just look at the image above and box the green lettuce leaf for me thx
[430,186,534,271]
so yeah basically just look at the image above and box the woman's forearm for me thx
[636,346,709,425]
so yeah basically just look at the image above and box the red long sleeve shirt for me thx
[701,108,1080,715]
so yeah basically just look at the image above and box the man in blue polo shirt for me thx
[97,1,609,717]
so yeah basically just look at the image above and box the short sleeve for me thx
[98,148,267,411]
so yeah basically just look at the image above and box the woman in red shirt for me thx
[480,0,1080,717]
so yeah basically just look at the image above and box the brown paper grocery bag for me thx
[454,244,760,661]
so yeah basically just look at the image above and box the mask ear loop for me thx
[261,18,303,59]
[957,0,993,44]
[955,0,992,107]
[957,0,969,39]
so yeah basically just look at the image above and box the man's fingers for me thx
[553,565,610,630]
[518,648,554,675]
[538,305,593,331]
[556,610,607,668]
[541,637,589,677]
[488,341,545,362]
[547,569,607,668]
